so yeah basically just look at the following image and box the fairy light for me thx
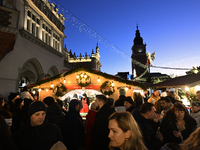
[76,74,79,79]
[125,86,128,91]
[51,83,54,88]
[185,87,190,91]
[32,90,36,94]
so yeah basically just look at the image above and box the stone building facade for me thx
[0,0,101,100]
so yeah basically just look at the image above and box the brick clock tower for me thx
[131,25,147,78]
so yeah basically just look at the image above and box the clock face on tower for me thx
[137,48,143,53]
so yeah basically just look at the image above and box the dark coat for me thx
[65,100,85,150]
[132,109,162,150]
[126,105,137,113]
[114,95,126,106]
[46,102,67,144]
[160,114,197,144]
[12,117,63,150]
[11,107,23,134]
[46,102,66,131]
[91,103,115,150]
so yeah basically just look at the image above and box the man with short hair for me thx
[196,90,200,101]
[159,97,173,121]
[65,99,86,150]
[91,95,115,150]
[12,101,63,150]
[132,102,163,150]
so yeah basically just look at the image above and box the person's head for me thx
[107,98,115,108]
[191,101,200,112]
[8,93,19,101]
[82,93,87,99]
[23,98,33,108]
[28,101,47,126]
[15,98,24,108]
[89,101,96,111]
[33,95,38,101]
[181,127,200,150]
[0,98,5,107]
[140,102,156,120]
[167,91,175,98]
[153,89,160,97]
[167,102,190,121]
[108,112,147,150]
[119,89,126,96]
[160,97,171,110]
[73,94,78,100]
[43,96,55,107]
[196,91,200,101]
[95,95,107,110]
[69,99,81,112]
[124,97,134,110]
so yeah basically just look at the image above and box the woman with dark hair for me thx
[108,111,147,150]
[160,102,197,144]
[0,115,18,150]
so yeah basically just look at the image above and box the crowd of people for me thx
[0,87,200,150]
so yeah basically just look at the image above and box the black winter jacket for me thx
[91,103,115,150]
[12,117,63,150]
[160,114,197,144]
[132,109,162,150]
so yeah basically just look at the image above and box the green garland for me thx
[100,81,115,96]
[53,83,67,97]
[77,73,91,87]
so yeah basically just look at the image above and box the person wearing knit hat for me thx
[12,101,64,150]
[124,96,136,113]
[43,96,55,107]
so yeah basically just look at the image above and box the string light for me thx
[64,78,66,83]
[125,86,128,91]
[51,83,54,88]
[38,87,41,92]
[97,77,100,82]
[76,74,79,79]
[80,73,84,77]
[111,81,114,86]
[84,73,87,78]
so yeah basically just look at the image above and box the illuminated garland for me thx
[53,83,67,97]
[100,81,115,96]
[76,72,91,87]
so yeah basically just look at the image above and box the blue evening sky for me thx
[51,0,200,76]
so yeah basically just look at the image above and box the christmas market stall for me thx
[27,67,146,102]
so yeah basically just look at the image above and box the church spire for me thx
[134,24,143,46]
